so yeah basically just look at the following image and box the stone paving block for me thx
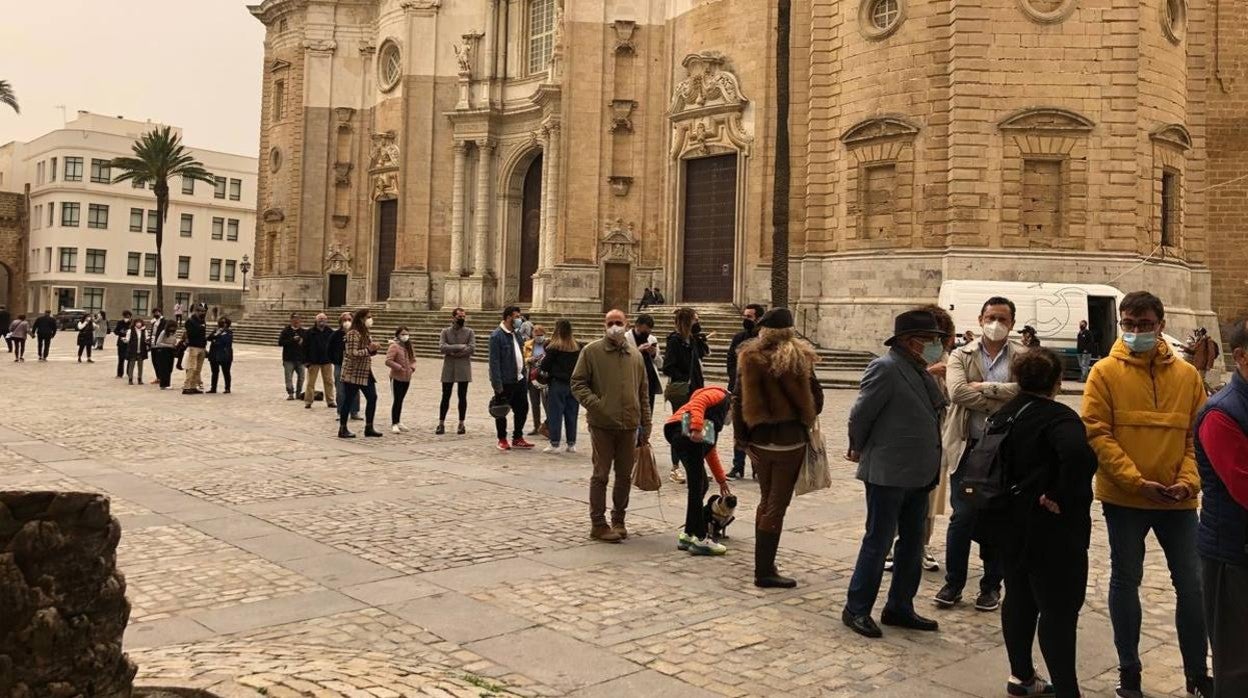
[189,514,289,542]
[416,556,562,593]
[6,439,81,463]
[467,627,640,692]
[232,530,341,562]
[279,550,404,588]
[340,575,445,606]
[384,592,536,644]
[125,615,217,649]
[567,668,720,698]
[191,589,364,634]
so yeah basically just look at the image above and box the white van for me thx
[937,280,1186,359]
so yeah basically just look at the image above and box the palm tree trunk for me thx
[155,193,166,312]
[771,0,792,309]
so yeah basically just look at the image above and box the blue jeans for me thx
[945,456,1004,595]
[1078,353,1092,382]
[845,483,930,617]
[1103,503,1208,677]
[546,381,580,446]
[333,362,360,416]
[732,448,747,473]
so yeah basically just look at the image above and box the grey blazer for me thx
[439,325,475,383]
[848,348,947,489]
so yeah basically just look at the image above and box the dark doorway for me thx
[519,156,543,304]
[328,274,348,308]
[376,200,398,301]
[56,288,75,312]
[682,154,737,303]
[0,263,10,307]
[1088,295,1117,353]
[603,262,630,313]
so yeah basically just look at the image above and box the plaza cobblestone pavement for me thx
[0,337,1201,696]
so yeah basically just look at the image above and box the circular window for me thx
[377,40,402,92]
[1161,0,1186,44]
[1017,0,1077,24]
[269,147,282,173]
[859,0,905,40]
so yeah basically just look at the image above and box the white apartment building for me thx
[0,111,257,318]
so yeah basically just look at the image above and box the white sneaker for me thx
[687,537,727,556]
[543,444,563,454]
[565,444,577,454]
[399,423,410,433]
[391,424,402,434]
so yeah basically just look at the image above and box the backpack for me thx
[960,401,1035,511]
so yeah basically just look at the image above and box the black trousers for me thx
[210,359,232,392]
[151,348,175,388]
[668,424,711,538]
[77,343,92,360]
[339,376,378,427]
[495,381,529,441]
[116,343,127,377]
[1001,539,1088,698]
[36,335,52,359]
[440,381,469,422]
[1203,557,1248,698]
[391,379,410,425]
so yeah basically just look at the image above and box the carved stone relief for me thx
[669,53,752,159]
[325,243,353,274]
[369,131,400,171]
[610,100,637,133]
[600,219,639,264]
[612,20,637,54]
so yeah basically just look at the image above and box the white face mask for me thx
[364,317,374,328]
[399,334,410,342]
[981,320,1010,342]
[341,321,351,330]
[606,325,626,338]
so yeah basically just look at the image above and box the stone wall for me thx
[0,190,29,312]
[0,491,135,697]
[1207,0,1248,324]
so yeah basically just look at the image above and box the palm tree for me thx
[771,0,792,308]
[111,126,216,310]
[0,80,18,113]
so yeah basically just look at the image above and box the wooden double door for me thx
[681,154,737,303]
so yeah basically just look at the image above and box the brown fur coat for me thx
[732,341,823,446]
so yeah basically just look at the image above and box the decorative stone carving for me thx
[548,0,566,82]
[1161,0,1187,44]
[1150,123,1193,152]
[399,0,441,13]
[262,207,285,223]
[325,243,353,273]
[0,491,137,697]
[600,218,639,264]
[335,107,355,124]
[454,35,475,77]
[359,41,376,56]
[608,176,633,197]
[998,107,1095,133]
[269,147,282,173]
[302,38,337,54]
[858,0,907,41]
[669,53,753,159]
[610,100,638,133]
[373,172,398,201]
[269,58,291,73]
[1016,0,1077,24]
[840,116,921,145]
[612,20,637,54]
[369,131,400,171]
[334,162,353,186]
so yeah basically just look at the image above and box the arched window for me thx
[527,0,555,75]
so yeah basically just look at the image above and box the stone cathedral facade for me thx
[247,0,1246,351]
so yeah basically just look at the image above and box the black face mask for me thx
[635,330,650,342]
[743,319,756,333]
[455,317,465,327]
[692,323,703,336]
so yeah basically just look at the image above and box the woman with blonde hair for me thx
[539,319,583,453]
[733,307,824,588]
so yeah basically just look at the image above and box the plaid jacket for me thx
[341,329,376,385]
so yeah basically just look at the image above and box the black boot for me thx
[754,529,797,588]
[364,424,384,437]
[728,466,745,480]
[338,424,356,438]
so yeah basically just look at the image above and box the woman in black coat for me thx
[76,316,96,362]
[977,348,1097,698]
[660,307,710,482]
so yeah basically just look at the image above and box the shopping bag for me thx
[632,442,662,492]
[795,419,832,496]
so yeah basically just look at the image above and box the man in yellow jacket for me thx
[1081,291,1212,698]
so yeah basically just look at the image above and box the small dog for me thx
[704,494,738,540]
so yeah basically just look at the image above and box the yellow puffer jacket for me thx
[1081,337,1206,509]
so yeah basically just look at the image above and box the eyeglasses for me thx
[1119,320,1159,332]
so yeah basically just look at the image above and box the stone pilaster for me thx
[449,141,468,276]
[472,141,495,276]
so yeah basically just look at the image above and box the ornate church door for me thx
[376,200,397,302]
[682,154,736,303]
[519,156,542,303]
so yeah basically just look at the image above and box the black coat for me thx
[303,325,335,365]
[76,321,95,346]
[278,325,305,362]
[329,328,347,366]
[726,328,758,392]
[978,394,1099,555]
[1076,328,1099,356]
[184,316,208,349]
[113,319,132,346]
[0,310,10,334]
[539,346,582,384]
[32,315,58,338]
[661,332,709,390]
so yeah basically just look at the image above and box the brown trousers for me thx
[305,363,335,405]
[749,446,805,533]
[589,427,637,526]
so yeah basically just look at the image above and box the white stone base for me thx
[249,275,325,312]
[442,274,498,310]
[541,264,602,313]
[386,271,432,309]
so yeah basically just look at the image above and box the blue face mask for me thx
[1122,331,1158,354]
[513,317,523,330]
[922,340,945,364]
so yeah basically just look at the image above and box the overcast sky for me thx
[0,1,265,155]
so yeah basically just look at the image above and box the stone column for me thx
[537,127,552,273]
[542,122,561,271]
[0,492,136,696]
[450,141,469,276]
[473,141,495,276]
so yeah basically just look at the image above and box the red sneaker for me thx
[511,438,536,450]
[497,439,511,451]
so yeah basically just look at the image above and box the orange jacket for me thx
[666,387,729,484]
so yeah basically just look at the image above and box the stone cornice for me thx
[248,0,305,25]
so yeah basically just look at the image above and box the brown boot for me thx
[590,524,622,543]
[611,520,629,540]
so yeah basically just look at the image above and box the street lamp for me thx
[240,255,251,292]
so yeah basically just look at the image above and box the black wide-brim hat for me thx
[884,309,949,347]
